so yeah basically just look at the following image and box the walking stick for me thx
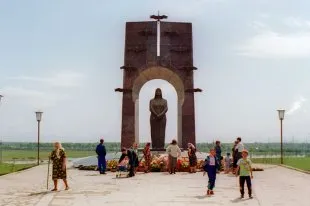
[47,157,51,190]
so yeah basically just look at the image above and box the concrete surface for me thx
[0,164,309,206]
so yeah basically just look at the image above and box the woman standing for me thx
[166,139,181,174]
[50,142,69,191]
[188,143,197,173]
[143,142,151,173]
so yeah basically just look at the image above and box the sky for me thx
[1,0,310,143]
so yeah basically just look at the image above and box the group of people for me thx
[49,137,253,199]
[203,137,253,198]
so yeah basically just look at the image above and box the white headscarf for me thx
[54,141,64,159]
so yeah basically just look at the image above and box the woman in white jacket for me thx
[166,139,181,174]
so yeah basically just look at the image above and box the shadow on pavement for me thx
[29,191,53,196]
[230,197,250,203]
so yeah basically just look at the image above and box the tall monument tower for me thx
[115,14,202,148]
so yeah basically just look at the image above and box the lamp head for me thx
[35,111,43,122]
[277,109,285,120]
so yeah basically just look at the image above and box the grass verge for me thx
[0,163,36,176]
[252,157,310,171]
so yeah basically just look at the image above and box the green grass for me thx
[2,150,94,161]
[252,157,310,171]
[0,163,36,175]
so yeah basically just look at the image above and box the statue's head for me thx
[154,88,162,99]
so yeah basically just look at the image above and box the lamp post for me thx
[277,109,285,164]
[0,95,3,163]
[35,111,43,165]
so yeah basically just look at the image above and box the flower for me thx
[107,160,118,169]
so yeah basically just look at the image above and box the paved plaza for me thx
[0,163,309,206]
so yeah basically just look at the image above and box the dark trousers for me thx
[207,167,217,190]
[239,176,252,195]
[129,164,135,177]
[233,152,242,168]
[98,156,106,174]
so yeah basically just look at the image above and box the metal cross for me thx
[150,12,168,57]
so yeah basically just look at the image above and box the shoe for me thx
[241,194,244,199]
[51,188,57,192]
[249,195,253,199]
[206,190,210,196]
[65,187,70,190]
[210,190,214,195]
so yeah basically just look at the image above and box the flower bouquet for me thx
[181,161,190,172]
[137,160,146,172]
[197,159,205,171]
[150,162,161,172]
[107,160,118,172]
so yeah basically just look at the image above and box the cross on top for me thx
[150,12,168,57]
[150,11,168,21]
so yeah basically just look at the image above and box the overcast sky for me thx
[1,0,310,143]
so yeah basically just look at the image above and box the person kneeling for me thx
[119,147,135,177]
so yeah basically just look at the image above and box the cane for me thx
[47,157,51,190]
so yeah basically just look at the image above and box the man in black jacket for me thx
[96,139,106,174]
[119,147,135,177]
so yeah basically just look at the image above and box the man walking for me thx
[96,138,107,174]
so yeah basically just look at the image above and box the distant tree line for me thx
[2,142,310,155]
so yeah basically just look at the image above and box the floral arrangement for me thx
[181,162,189,168]
[107,160,118,169]
[197,160,205,170]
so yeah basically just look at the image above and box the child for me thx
[236,150,253,199]
[224,153,231,174]
[118,156,129,171]
[203,148,220,196]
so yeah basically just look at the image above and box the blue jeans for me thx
[98,156,106,173]
[207,166,217,190]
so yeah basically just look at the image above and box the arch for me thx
[118,20,198,149]
[132,66,184,146]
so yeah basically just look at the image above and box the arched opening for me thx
[139,80,177,144]
[132,66,185,147]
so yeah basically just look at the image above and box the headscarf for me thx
[54,141,64,159]
[188,143,195,150]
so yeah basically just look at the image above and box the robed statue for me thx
[149,88,168,148]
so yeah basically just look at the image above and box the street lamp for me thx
[0,95,3,163]
[277,109,285,164]
[35,111,43,165]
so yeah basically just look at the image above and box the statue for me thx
[149,88,168,148]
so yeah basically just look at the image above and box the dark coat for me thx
[96,144,106,157]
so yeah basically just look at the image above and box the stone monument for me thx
[115,13,202,149]
[149,88,168,148]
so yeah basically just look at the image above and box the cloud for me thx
[8,71,85,88]
[284,17,310,28]
[287,96,307,115]
[237,18,310,59]
[0,86,66,108]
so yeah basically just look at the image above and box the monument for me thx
[115,14,202,149]
[149,88,168,148]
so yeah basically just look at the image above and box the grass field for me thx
[0,163,36,176]
[2,150,94,162]
[1,150,310,172]
[252,157,310,171]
